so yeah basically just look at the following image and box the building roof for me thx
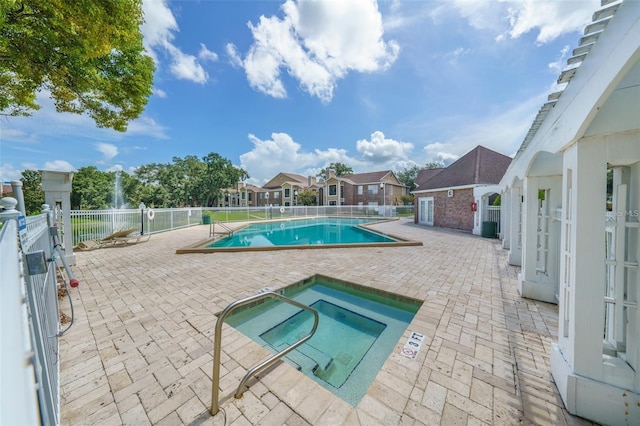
[281,173,308,184]
[415,145,511,191]
[338,170,405,186]
[243,184,263,192]
[414,168,444,188]
[1,184,12,196]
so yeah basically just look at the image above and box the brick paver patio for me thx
[59,218,594,425]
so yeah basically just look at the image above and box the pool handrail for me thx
[210,291,319,416]
[209,220,234,238]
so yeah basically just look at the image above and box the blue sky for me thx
[0,0,599,185]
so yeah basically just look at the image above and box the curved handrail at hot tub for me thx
[210,291,319,416]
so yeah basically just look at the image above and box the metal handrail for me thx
[209,220,234,238]
[210,291,319,416]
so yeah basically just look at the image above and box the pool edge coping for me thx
[175,217,423,254]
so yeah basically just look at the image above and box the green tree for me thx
[397,165,421,192]
[400,194,414,205]
[424,161,443,169]
[134,163,171,207]
[70,166,112,209]
[398,162,444,192]
[21,169,44,215]
[0,0,154,131]
[296,189,317,206]
[199,153,249,206]
[317,162,353,181]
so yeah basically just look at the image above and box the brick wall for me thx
[414,188,475,232]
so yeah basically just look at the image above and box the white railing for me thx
[1,209,61,425]
[70,205,414,246]
[486,205,501,234]
[203,205,412,221]
[70,207,204,246]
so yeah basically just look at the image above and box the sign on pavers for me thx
[400,331,425,359]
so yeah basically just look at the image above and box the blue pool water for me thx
[207,217,395,248]
[224,276,421,406]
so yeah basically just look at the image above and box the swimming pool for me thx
[223,275,422,406]
[176,217,422,253]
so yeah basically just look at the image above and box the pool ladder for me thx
[209,220,234,238]
[210,292,319,416]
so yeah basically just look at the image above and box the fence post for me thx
[0,197,21,222]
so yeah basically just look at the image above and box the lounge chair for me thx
[74,228,148,250]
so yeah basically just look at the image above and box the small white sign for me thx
[401,331,425,359]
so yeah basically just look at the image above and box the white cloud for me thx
[106,164,124,173]
[450,0,598,44]
[42,160,75,172]
[236,0,399,102]
[141,0,209,83]
[239,131,420,184]
[166,45,208,83]
[444,47,471,65]
[153,88,168,98]
[126,116,170,139]
[548,45,571,74]
[0,163,22,182]
[422,144,459,166]
[415,93,544,165]
[226,43,244,68]
[240,132,344,183]
[356,131,413,163]
[199,44,218,62]
[505,0,599,44]
[96,143,119,161]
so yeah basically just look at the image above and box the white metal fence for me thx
[70,205,414,247]
[486,205,501,234]
[70,207,204,246]
[1,209,61,425]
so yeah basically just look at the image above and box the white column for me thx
[508,186,522,266]
[551,140,640,425]
[518,176,540,298]
[501,190,511,249]
[40,170,75,266]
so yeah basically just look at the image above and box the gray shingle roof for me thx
[414,168,444,188]
[415,145,511,190]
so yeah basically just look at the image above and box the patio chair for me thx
[74,228,148,250]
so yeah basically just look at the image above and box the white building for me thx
[493,1,639,424]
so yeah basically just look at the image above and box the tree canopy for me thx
[0,0,154,131]
[397,162,444,192]
[317,162,353,181]
[296,189,317,206]
[21,169,44,214]
[66,153,250,209]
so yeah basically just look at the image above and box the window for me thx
[340,185,344,198]
[248,193,252,201]
[274,191,280,199]
[329,201,337,206]
[329,185,337,196]
[241,192,246,200]
[284,188,290,197]
[358,185,363,195]
[367,185,378,195]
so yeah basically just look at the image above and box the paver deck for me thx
[59,218,595,425]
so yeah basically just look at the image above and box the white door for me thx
[419,197,434,226]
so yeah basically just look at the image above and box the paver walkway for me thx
[59,218,594,425]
